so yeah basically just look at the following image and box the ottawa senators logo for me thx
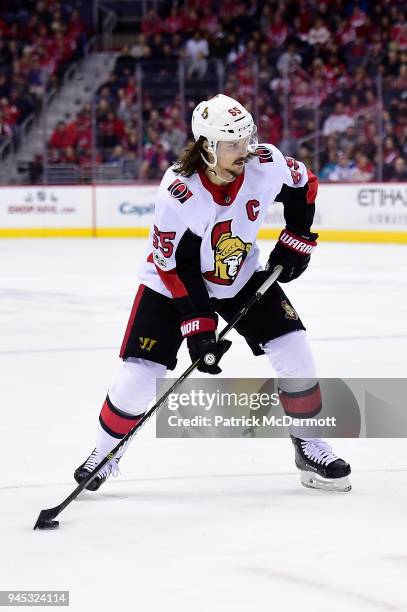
[282,300,298,320]
[255,145,273,163]
[203,220,251,285]
[167,179,193,203]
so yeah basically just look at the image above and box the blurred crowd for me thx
[1,0,406,182]
[0,0,89,155]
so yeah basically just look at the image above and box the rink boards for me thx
[0,182,406,243]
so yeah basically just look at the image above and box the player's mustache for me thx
[234,158,247,164]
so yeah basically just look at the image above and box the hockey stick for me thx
[33,265,283,529]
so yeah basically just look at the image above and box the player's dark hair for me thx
[174,136,207,177]
[174,135,259,177]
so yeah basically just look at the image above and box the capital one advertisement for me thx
[95,182,407,235]
[0,183,406,239]
[95,185,156,230]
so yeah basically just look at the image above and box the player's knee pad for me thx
[108,357,167,416]
[263,330,317,378]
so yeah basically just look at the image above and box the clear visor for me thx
[215,125,258,155]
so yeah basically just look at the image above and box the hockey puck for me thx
[34,519,59,530]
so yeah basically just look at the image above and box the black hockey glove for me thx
[266,227,318,283]
[180,313,232,375]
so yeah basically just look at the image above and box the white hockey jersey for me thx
[138,143,317,310]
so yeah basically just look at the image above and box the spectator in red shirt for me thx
[391,13,407,51]
[98,112,126,151]
[258,111,282,146]
[349,5,367,31]
[49,121,69,149]
[335,20,355,47]
[0,18,10,37]
[347,35,367,70]
[0,96,20,126]
[59,146,78,164]
[0,109,12,140]
[67,9,87,39]
[201,6,219,36]
[165,7,184,36]
[267,14,289,49]
[76,122,93,151]
[181,8,199,34]
[141,9,162,38]
[77,148,102,167]
[356,15,379,42]
[140,129,169,179]
[123,75,137,100]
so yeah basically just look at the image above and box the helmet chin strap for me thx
[207,167,237,183]
[201,141,239,184]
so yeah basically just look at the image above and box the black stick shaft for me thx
[34,266,282,525]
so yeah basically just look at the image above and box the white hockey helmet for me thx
[191,94,257,168]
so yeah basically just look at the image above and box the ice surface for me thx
[1,238,407,611]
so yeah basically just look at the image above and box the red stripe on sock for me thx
[100,399,142,436]
[279,384,322,418]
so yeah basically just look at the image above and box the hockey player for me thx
[75,94,351,492]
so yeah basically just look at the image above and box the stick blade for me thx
[33,506,61,530]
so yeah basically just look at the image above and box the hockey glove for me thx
[266,227,318,283]
[180,313,232,375]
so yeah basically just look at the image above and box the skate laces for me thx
[84,449,121,479]
[301,439,338,466]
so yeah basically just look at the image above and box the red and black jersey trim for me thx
[147,252,189,299]
[279,383,322,419]
[274,170,318,233]
[99,395,144,439]
[306,169,318,203]
[255,145,274,163]
[198,170,244,206]
[120,284,145,358]
[149,229,212,318]
[167,179,193,203]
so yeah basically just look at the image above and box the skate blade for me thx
[300,471,351,492]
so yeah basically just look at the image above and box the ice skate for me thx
[74,448,121,491]
[291,436,351,492]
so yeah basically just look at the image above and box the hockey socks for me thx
[99,394,144,441]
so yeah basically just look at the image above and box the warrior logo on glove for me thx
[203,220,252,285]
